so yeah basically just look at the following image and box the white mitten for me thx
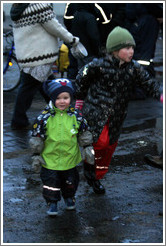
[82,146,95,165]
[71,37,80,47]
[71,42,88,59]
[31,155,46,173]
[78,131,93,147]
[29,137,44,154]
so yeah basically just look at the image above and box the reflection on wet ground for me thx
[3,94,163,243]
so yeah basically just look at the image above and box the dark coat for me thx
[125,3,163,23]
[125,3,163,61]
[75,55,161,144]
[64,3,102,32]
[97,3,126,46]
[70,5,101,57]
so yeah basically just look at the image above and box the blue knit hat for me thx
[43,78,74,102]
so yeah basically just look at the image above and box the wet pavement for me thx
[3,82,164,244]
[3,90,163,244]
[2,24,164,244]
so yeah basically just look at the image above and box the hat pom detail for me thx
[43,78,74,102]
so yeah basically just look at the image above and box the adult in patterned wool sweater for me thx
[75,26,163,194]
[10,3,80,130]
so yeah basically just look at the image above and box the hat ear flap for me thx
[42,80,52,97]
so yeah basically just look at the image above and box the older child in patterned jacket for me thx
[75,26,163,194]
[29,78,94,216]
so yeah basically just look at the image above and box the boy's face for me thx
[113,46,134,64]
[55,92,71,110]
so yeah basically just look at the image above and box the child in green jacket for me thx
[29,78,94,216]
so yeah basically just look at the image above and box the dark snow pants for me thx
[40,167,79,203]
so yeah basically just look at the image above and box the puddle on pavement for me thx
[10,198,23,203]
[121,239,140,243]
[3,168,27,192]
[3,183,26,192]
[116,117,162,158]
[3,170,9,177]
[123,117,162,132]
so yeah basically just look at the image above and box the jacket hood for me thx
[10,3,30,21]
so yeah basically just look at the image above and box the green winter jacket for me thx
[42,107,82,170]
[31,102,90,171]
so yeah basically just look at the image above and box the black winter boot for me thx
[88,179,105,194]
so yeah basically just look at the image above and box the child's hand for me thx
[75,99,84,110]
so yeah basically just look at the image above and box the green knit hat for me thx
[106,26,136,53]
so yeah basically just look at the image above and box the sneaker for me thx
[88,180,105,194]
[65,197,76,210]
[47,202,58,216]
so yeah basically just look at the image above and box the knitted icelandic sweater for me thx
[11,3,74,68]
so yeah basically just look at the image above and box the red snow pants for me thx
[93,120,118,180]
